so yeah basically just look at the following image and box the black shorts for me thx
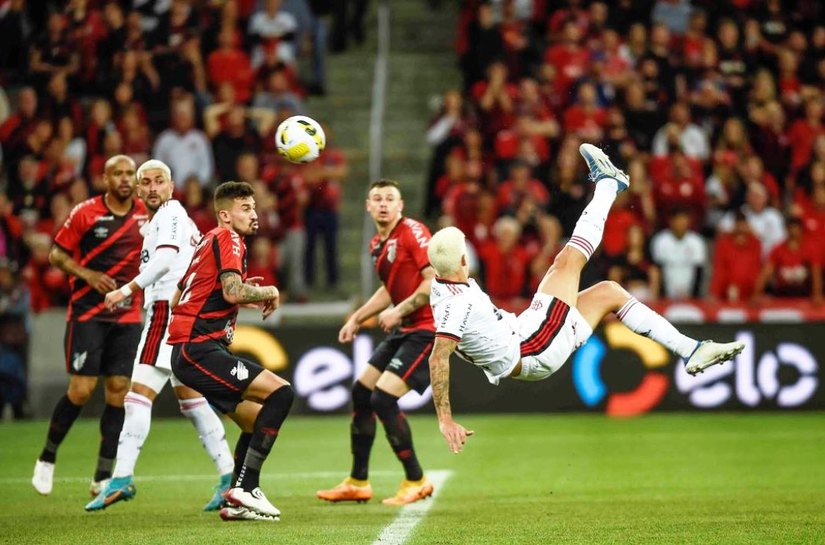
[171,341,265,414]
[370,329,435,394]
[64,321,141,377]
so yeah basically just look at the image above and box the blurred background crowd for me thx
[427,0,824,311]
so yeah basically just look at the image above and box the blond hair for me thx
[428,226,467,276]
[137,159,172,182]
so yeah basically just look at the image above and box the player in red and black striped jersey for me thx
[168,181,293,522]
[32,155,148,498]
[317,179,436,507]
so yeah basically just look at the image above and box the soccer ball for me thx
[275,115,326,163]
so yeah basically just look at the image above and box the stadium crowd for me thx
[0,0,348,321]
[427,0,825,311]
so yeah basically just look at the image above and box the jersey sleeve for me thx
[154,203,184,251]
[434,295,472,342]
[53,203,88,253]
[213,229,244,276]
[403,222,432,271]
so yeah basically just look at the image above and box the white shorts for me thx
[514,293,593,382]
[132,300,181,393]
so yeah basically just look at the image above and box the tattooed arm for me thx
[378,266,435,332]
[220,272,279,307]
[429,336,474,453]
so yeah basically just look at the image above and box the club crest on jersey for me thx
[386,240,397,263]
[231,360,249,381]
[530,298,543,311]
[72,351,88,371]
[94,226,109,238]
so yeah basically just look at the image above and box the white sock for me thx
[112,392,153,478]
[179,398,234,476]
[617,297,698,358]
[566,179,619,260]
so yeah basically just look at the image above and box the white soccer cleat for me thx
[685,340,745,376]
[578,143,630,192]
[32,460,55,496]
[225,487,281,518]
[220,506,280,522]
[89,478,109,498]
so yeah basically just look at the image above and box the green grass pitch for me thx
[1,413,823,545]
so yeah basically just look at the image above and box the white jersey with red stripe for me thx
[139,199,201,307]
[430,277,521,384]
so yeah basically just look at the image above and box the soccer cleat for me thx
[578,143,630,193]
[225,487,281,518]
[89,478,108,498]
[219,506,279,522]
[381,477,434,506]
[685,340,745,376]
[204,473,233,511]
[316,477,373,503]
[32,460,55,496]
[84,476,136,511]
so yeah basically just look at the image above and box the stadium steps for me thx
[305,0,460,302]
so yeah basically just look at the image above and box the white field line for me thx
[371,470,453,545]
[0,470,401,485]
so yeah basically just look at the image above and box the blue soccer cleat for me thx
[579,143,630,193]
[204,473,233,511]
[84,476,136,512]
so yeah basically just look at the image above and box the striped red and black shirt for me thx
[54,195,147,323]
[167,227,247,345]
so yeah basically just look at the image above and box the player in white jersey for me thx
[86,160,234,511]
[427,144,746,453]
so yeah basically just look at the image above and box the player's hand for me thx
[246,276,264,287]
[261,286,279,319]
[85,270,117,294]
[104,289,126,311]
[378,308,402,333]
[439,419,474,454]
[338,319,360,343]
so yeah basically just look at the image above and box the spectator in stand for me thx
[253,66,305,114]
[715,18,751,112]
[181,176,215,235]
[651,208,706,300]
[608,224,660,303]
[786,95,825,181]
[753,217,822,306]
[749,99,789,184]
[651,0,692,36]
[495,160,549,215]
[472,61,517,142]
[461,2,504,89]
[20,232,68,313]
[652,101,710,161]
[710,212,764,303]
[206,104,273,182]
[649,148,706,229]
[562,81,606,142]
[304,133,348,292]
[207,27,254,104]
[39,72,82,129]
[29,12,79,92]
[248,0,299,67]
[528,214,564,292]
[247,237,280,288]
[272,165,309,302]
[622,79,663,152]
[0,257,28,419]
[719,182,786,258]
[153,97,214,188]
[56,116,86,178]
[0,88,39,169]
[544,19,590,103]
[477,216,530,303]
[705,155,744,234]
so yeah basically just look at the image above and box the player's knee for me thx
[104,378,130,404]
[597,281,629,307]
[352,381,373,411]
[266,383,295,410]
[67,384,94,405]
[370,388,398,419]
[549,248,577,273]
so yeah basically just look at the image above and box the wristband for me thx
[119,284,133,297]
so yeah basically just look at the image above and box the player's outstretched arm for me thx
[339,285,392,343]
[220,271,279,307]
[49,245,116,294]
[104,247,178,310]
[430,336,474,454]
[378,266,435,332]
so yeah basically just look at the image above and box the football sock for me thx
[566,179,618,261]
[237,386,294,492]
[371,389,424,482]
[39,394,83,463]
[96,404,125,482]
[179,397,234,476]
[617,297,698,358]
[112,392,152,478]
[350,381,376,481]
[232,432,252,484]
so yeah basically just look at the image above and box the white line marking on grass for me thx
[371,470,452,545]
[0,470,400,485]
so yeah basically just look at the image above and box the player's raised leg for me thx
[535,143,629,308]
[576,281,745,374]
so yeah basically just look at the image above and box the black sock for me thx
[350,381,376,481]
[237,386,294,492]
[371,388,424,481]
[40,395,83,463]
[96,404,124,481]
[232,432,253,484]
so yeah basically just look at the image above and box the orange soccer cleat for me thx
[381,477,434,506]
[316,477,373,503]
